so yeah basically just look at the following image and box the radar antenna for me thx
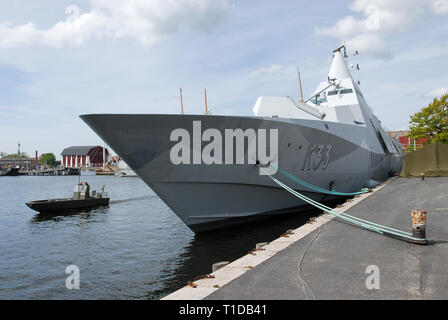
[332,45,347,57]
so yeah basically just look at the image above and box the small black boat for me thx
[26,197,109,213]
[26,182,109,213]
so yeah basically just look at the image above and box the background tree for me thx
[4,152,29,158]
[409,93,448,144]
[40,153,57,167]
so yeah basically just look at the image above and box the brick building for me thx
[61,146,109,168]
[386,130,428,151]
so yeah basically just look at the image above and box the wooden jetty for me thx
[20,168,80,176]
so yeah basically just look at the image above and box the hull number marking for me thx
[301,144,333,171]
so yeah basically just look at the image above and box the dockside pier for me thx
[164,177,448,300]
[20,168,80,176]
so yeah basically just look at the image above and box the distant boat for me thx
[115,160,137,177]
[0,166,20,176]
[95,164,115,175]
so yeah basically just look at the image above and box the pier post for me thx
[212,261,229,273]
[411,209,427,240]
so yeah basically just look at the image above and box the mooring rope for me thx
[262,164,427,243]
[271,163,369,196]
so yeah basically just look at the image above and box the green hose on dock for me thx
[263,164,428,244]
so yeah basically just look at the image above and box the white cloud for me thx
[426,87,448,98]
[249,64,285,78]
[315,0,448,59]
[431,0,448,14]
[0,0,231,48]
[345,33,391,60]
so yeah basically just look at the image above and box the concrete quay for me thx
[163,177,448,300]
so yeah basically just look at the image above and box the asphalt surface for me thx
[206,177,448,299]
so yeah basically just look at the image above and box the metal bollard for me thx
[411,209,427,240]
[421,172,425,180]
[212,261,229,273]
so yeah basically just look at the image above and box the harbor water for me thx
[0,174,325,299]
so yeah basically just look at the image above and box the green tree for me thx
[4,152,29,158]
[41,153,57,166]
[409,93,448,144]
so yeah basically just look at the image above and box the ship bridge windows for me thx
[312,92,327,105]
[327,88,353,96]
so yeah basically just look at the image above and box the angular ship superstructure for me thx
[81,46,403,233]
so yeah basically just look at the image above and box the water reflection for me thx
[30,206,109,223]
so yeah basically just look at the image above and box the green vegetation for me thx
[40,153,56,166]
[3,152,29,158]
[409,93,448,144]
[405,145,421,153]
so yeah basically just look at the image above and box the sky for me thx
[0,0,447,158]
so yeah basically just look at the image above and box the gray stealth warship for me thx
[81,47,403,233]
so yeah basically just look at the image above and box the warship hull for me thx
[81,114,401,233]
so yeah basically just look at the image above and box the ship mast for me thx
[297,67,304,102]
[180,88,184,115]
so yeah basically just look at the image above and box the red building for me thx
[61,146,109,168]
[387,130,428,151]
[398,136,428,150]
